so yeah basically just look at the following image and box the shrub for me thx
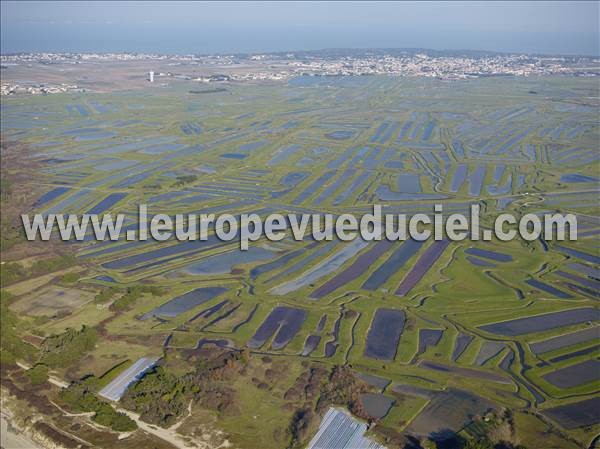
[27,364,49,385]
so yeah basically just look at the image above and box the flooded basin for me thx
[310,239,394,298]
[364,308,405,360]
[479,307,599,336]
[86,192,128,214]
[141,286,227,320]
[362,239,424,290]
[247,306,307,350]
[180,247,277,276]
[474,341,505,366]
[395,239,450,296]
[465,247,512,262]
[416,329,444,357]
[360,393,394,419]
[542,359,600,388]
[452,333,474,361]
[529,326,598,354]
[525,279,572,299]
[542,397,600,429]
[34,186,70,207]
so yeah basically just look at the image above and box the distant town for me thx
[1,48,599,95]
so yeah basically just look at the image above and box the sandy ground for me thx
[1,413,42,449]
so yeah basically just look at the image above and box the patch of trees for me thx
[0,291,37,366]
[39,326,97,368]
[94,286,119,304]
[172,175,198,187]
[316,365,370,420]
[60,272,80,284]
[27,363,49,385]
[59,382,137,432]
[110,285,163,311]
[0,176,24,252]
[0,254,78,285]
[459,409,528,449]
[288,408,316,448]
[121,366,191,427]
[284,365,328,403]
[285,365,367,448]
[122,348,249,427]
[459,438,528,449]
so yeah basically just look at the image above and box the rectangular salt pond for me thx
[239,140,269,152]
[86,192,127,214]
[529,326,598,354]
[141,286,227,320]
[360,393,395,419]
[487,175,512,195]
[220,153,248,159]
[280,172,309,187]
[250,245,311,280]
[179,247,277,276]
[347,146,369,167]
[270,238,371,295]
[479,307,599,336]
[34,186,70,207]
[267,241,338,284]
[395,240,450,296]
[333,171,371,205]
[327,147,355,169]
[138,143,184,155]
[363,147,382,169]
[560,173,598,183]
[74,131,117,141]
[452,333,474,361]
[406,388,496,440]
[292,171,336,205]
[474,341,505,366]
[95,159,139,171]
[525,279,572,299]
[246,306,307,350]
[543,359,600,389]
[326,130,354,140]
[364,308,405,360]
[310,239,394,298]
[313,169,356,204]
[44,189,93,215]
[376,185,447,201]
[362,239,424,291]
[370,123,389,143]
[555,263,600,290]
[450,164,468,192]
[466,256,496,268]
[420,361,509,384]
[397,174,422,193]
[465,248,512,262]
[268,144,301,166]
[468,165,486,196]
[416,329,444,357]
[543,397,600,429]
[94,137,179,155]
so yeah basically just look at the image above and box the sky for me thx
[1,1,599,56]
